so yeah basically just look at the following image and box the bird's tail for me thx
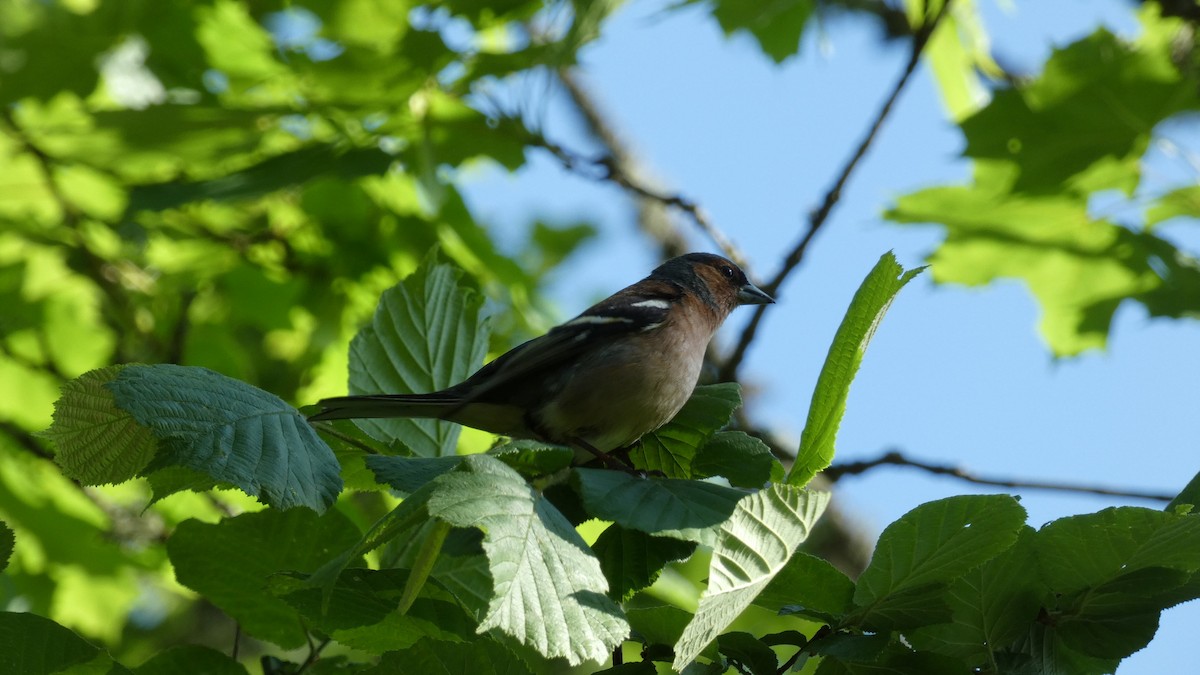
[308,394,462,422]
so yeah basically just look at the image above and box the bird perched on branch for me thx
[310,252,773,465]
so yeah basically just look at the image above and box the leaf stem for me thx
[397,520,452,614]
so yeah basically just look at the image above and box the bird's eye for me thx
[720,265,736,279]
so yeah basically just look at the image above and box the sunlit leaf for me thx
[429,455,628,665]
[45,365,157,486]
[347,256,489,456]
[789,253,924,486]
[673,485,830,670]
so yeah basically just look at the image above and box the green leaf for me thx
[347,256,489,456]
[365,443,574,495]
[753,551,855,618]
[629,383,742,478]
[308,481,438,604]
[1147,184,1200,226]
[427,455,629,665]
[692,431,784,488]
[44,365,157,485]
[167,507,362,649]
[360,638,531,675]
[700,0,815,64]
[673,485,831,670]
[922,1,994,122]
[808,632,889,662]
[0,521,13,573]
[591,525,697,601]
[626,604,695,651]
[131,645,247,675]
[1056,590,1165,660]
[143,466,220,505]
[1035,507,1200,593]
[1020,622,1120,675]
[573,469,747,546]
[1034,506,1200,659]
[960,23,1198,194]
[1167,469,1200,513]
[907,528,1048,667]
[815,646,973,675]
[716,631,778,675]
[0,611,109,675]
[886,10,1200,356]
[853,495,1026,631]
[105,364,343,511]
[272,568,475,653]
[886,169,1200,355]
[788,253,924,486]
[366,455,466,495]
[487,440,574,476]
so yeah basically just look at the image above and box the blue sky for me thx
[459,1,1200,672]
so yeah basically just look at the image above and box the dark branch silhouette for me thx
[826,449,1175,502]
[717,3,954,382]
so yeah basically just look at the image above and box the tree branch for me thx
[825,449,1175,502]
[540,70,752,268]
[717,2,954,382]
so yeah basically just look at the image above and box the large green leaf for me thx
[1034,506,1200,659]
[1036,507,1200,592]
[44,365,157,486]
[673,485,831,670]
[105,364,343,511]
[572,468,747,546]
[591,525,697,602]
[273,568,475,653]
[629,383,741,478]
[960,19,1198,195]
[887,9,1200,356]
[907,527,1048,667]
[692,430,784,488]
[347,256,489,456]
[789,253,924,486]
[0,611,122,675]
[696,0,815,64]
[427,455,629,665]
[131,646,247,675]
[852,495,1026,631]
[753,551,855,619]
[887,164,1200,355]
[360,637,531,675]
[167,507,362,649]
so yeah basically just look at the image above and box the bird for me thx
[310,252,774,466]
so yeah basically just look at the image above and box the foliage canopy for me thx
[1,0,1199,673]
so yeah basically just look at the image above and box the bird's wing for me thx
[453,284,678,405]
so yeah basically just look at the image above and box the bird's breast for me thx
[536,315,714,452]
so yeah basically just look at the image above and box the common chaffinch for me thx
[311,253,773,464]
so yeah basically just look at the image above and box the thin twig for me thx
[825,449,1175,502]
[0,419,54,460]
[717,2,954,382]
[530,132,748,267]
[530,71,752,268]
[295,636,332,673]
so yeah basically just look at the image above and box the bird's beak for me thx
[737,282,774,305]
